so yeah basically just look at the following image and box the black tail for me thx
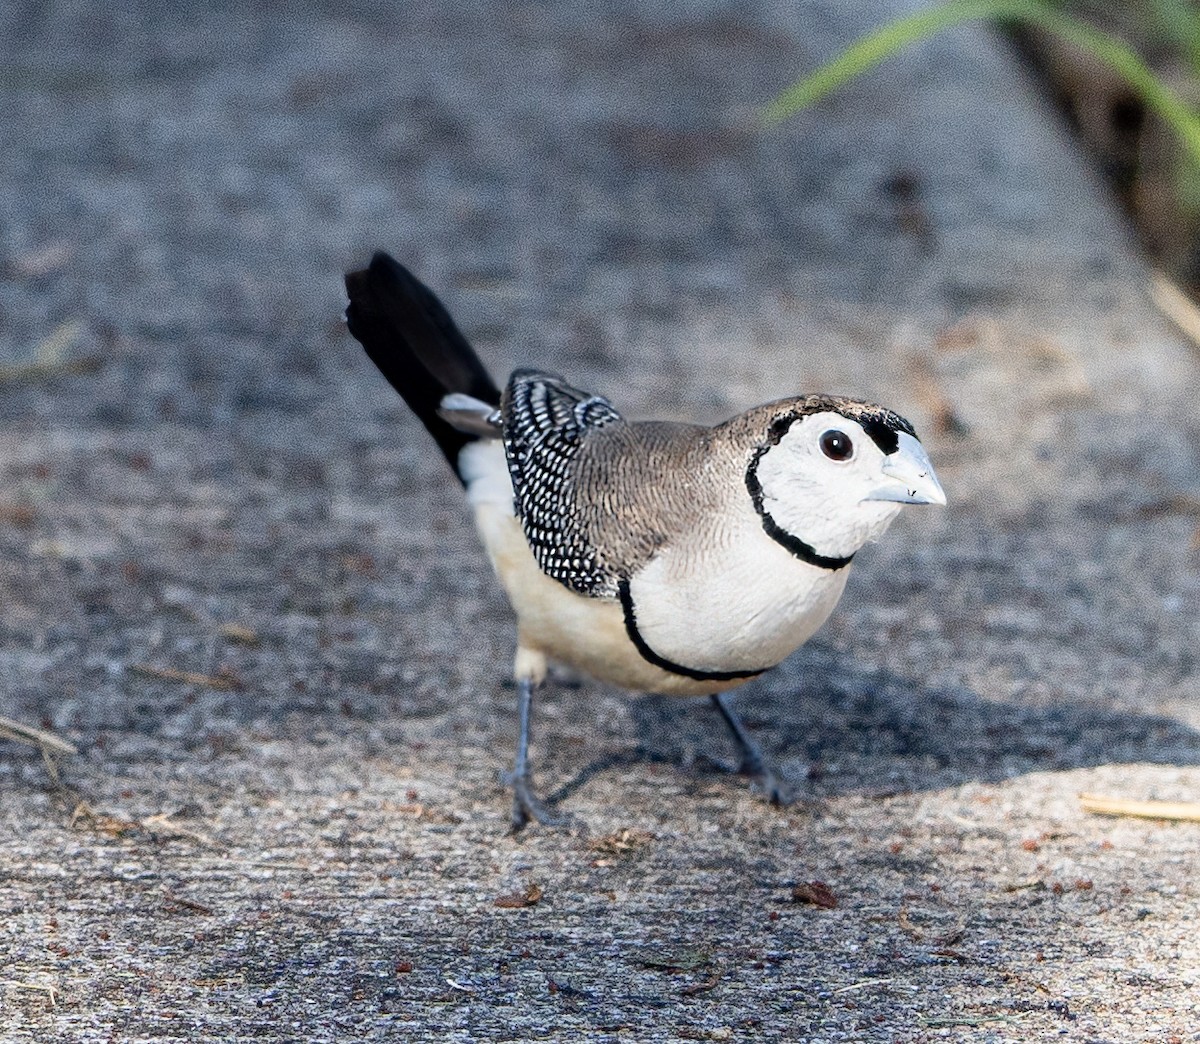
[344,251,501,482]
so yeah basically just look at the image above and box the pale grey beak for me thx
[865,431,946,506]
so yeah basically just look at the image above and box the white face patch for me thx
[750,412,906,560]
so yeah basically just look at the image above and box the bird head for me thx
[745,398,945,563]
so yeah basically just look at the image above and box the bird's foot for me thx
[694,749,798,806]
[742,759,796,806]
[708,692,796,806]
[503,770,581,832]
[731,745,796,805]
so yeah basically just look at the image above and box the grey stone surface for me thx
[1,1,1198,1041]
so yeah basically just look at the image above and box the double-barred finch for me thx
[345,252,945,830]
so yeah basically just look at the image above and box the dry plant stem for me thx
[129,664,238,689]
[68,801,222,848]
[1079,792,1200,822]
[0,356,102,385]
[141,812,220,848]
[1,980,59,1007]
[0,714,77,756]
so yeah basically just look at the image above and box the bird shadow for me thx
[549,641,1200,803]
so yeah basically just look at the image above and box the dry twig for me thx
[1079,793,1200,823]
[217,623,260,646]
[162,889,215,915]
[0,714,77,756]
[141,812,219,847]
[129,663,240,690]
[1,979,59,1007]
[0,319,102,385]
[69,802,220,848]
[493,882,544,908]
[0,355,102,385]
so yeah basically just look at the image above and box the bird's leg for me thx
[709,691,768,776]
[505,676,574,831]
[710,692,792,805]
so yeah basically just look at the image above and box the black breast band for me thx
[618,580,769,684]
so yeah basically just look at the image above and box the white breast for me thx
[626,511,850,674]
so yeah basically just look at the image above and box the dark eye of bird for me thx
[819,429,854,461]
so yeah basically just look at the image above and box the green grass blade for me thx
[1029,6,1200,165]
[760,0,1046,125]
[762,0,1200,167]
[1146,0,1200,78]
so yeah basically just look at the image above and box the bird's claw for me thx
[505,771,582,832]
[729,747,794,806]
[745,765,796,806]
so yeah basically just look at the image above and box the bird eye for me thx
[819,429,854,461]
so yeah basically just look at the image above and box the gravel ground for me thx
[1,1,1199,1041]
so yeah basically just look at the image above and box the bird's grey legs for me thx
[710,692,792,805]
[710,691,766,775]
[506,677,573,830]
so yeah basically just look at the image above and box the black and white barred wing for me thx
[502,369,623,597]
